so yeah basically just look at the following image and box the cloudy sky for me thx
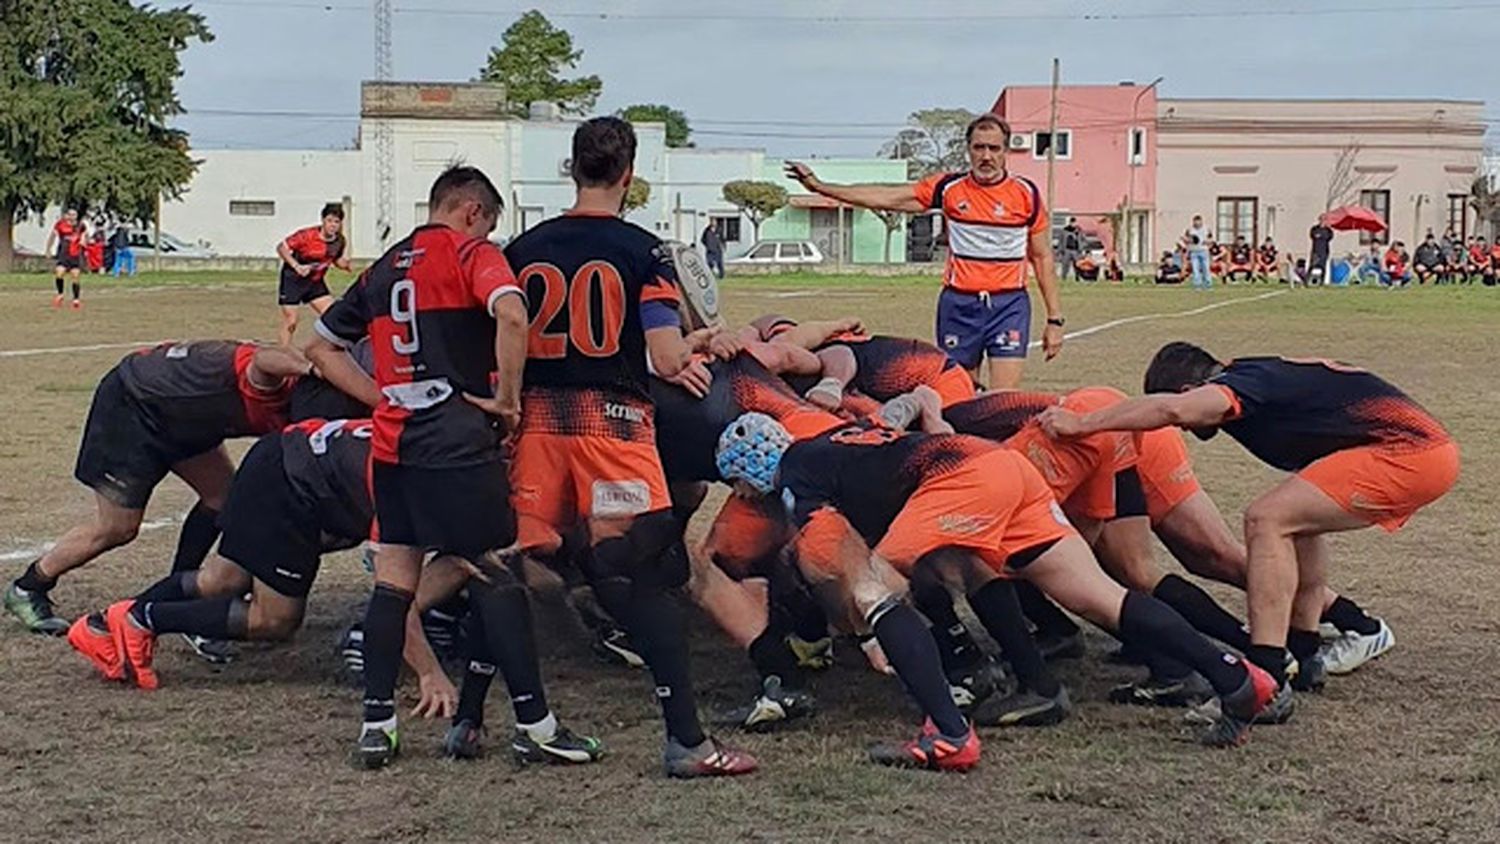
[175,0,1495,157]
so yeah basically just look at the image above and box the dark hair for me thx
[571,116,637,187]
[964,113,1011,144]
[1144,341,1220,394]
[320,203,345,220]
[428,165,503,217]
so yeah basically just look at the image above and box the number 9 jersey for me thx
[314,224,524,468]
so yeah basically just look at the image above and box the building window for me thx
[1215,196,1258,244]
[1032,130,1072,160]
[710,215,742,243]
[1446,193,1468,240]
[414,201,428,221]
[1128,127,1146,166]
[228,200,275,217]
[1359,189,1391,244]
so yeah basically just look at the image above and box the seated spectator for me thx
[1254,237,1279,282]
[1489,239,1500,288]
[1439,228,1460,280]
[1382,241,1412,287]
[1225,235,1254,283]
[1412,232,1445,285]
[1073,253,1100,282]
[1155,251,1183,284]
[1207,238,1226,279]
[1292,257,1309,285]
[1103,252,1124,282]
[1467,236,1492,286]
[1356,243,1384,285]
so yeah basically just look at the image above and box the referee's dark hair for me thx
[1144,341,1221,394]
[965,113,1011,144]
[571,116,637,188]
[429,165,503,217]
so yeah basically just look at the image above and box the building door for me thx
[810,208,849,263]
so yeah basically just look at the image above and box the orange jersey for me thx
[913,172,1047,294]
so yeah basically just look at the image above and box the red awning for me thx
[788,195,844,210]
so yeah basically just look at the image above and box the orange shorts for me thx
[509,431,672,552]
[1298,440,1459,532]
[1003,388,1139,521]
[704,493,792,579]
[872,449,1075,575]
[932,365,978,408]
[1138,427,1203,523]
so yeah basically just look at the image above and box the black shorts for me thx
[74,371,197,509]
[1110,467,1148,521]
[371,459,515,557]
[217,435,325,599]
[55,253,81,271]
[278,271,332,306]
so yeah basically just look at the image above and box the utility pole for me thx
[1124,75,1163,266]
[1045,58,1060,218]
[374,0,394,249]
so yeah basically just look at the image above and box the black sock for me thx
[362,583,413,724]
[170,503,221,574]
[628,580,706,748]
[870,600,968,738]
[138,596,246,639]
[1118,590,1248,696]
[1287,628,1322,664]
[15,561,56,594]
[1321,596,1380,636]
[55,277,64,295]
[454,609,496,727]
[911,580,983,674]
[1152,574,1250,652]
[968,580,1061,698]
[1247,644,1289,686]
[1015,580,1079,638]
[469,579,549,726]
[72,282,80,301]
[747,627,804,689]
[134,571,197,606]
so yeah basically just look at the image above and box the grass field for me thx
[1,270,1497,843]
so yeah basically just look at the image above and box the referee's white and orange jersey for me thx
[912,172,1048,294]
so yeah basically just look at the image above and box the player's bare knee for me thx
[1242,499,1294,541]
[249,601,303,641]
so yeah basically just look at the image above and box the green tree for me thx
[618,103,692,148]
[1471,173,1500,236]
[879,108,977,179]
[722,180,788,242]
[872,209,906,263]
[479,10,602,118]
[0,0,211,270]
[624,175,650,212]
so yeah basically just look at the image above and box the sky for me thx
[174,0,1496,158]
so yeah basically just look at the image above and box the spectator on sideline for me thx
[1307,215,1334,286]
[1155,250,1183,284]
[1226,235,1254,283]
[1382,241,1411,287]
[110,223,136,277]
[1412,232,1445,285]
[1073,252,1100,281]
[85,220,106,274]
[1439,228,1460,280]
[701,220,725,279]
[1489,238,1500,287]
[1356,243,1383,285]
[1103,251,1125,283]
[1465,236,1490,285]
[1180,214,1212,289]
[1254,236,1279,282]
[1058,217,1083,280]
[1208,237,1228,281]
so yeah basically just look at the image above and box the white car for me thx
[126,231,217,258]
[727,240,825,265]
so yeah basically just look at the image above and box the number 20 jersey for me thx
[315,223,523,467]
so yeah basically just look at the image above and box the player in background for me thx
[501,117,756,778]
[45,207,85,309]
[4,341,309,636]
[786,113,1064,389]
[307,166,599,770]
[277,204,352,346]
[1039,342,1457,704]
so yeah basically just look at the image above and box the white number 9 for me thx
[390,279,420,355]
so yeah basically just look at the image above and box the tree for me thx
[618,104,691,148]
[722,181,787,242]
[879,108,976,179]
[872,209,905,263]
[1471,173,1500,239]
[1324,141,1365,211]
[479,10,602,118]
[624,176,650,212]
[0,0,211,270]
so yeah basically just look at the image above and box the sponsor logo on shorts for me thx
[937,513,996,536]
[274,567,304,580]
[602,402,646,424]
[591,479,652,517]
[1168,465,1193,484]
[1025,442,1062,484]
[943,334,961,350]
[991,329,1023,352]
[1048,500,1070,526]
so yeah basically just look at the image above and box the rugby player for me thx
[717,414,1282,768]
[785,113,1064,389]
[1038,343,1457,699]
[502,117,756,778]
[44,208,85,309]
[307,165,595,770]
[5,341,310,635]
[276,204,352,346]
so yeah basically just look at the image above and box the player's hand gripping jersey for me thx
[281,226,346,287]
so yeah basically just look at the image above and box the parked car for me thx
[126,231,217,258]
[727,240,825,265]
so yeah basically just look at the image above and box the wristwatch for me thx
[1046,316,1066,327]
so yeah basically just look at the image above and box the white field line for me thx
[0,340,162,359]
[1,517,179,564]
[1031,289,1286,348]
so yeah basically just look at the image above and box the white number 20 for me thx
[390,279,420,355]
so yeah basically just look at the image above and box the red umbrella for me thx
[1322,205,1387,233]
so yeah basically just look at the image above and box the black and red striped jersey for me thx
[116,340,294,441]
[503,212,682,403]
[280,225,346,286]
[315,224,524,467]
[279,417,375,547]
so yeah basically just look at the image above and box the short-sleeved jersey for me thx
[1257,245,1278,264]
[651,352,843,482]
[315,224,524,468]
[777,426,997,546]
[1468,244,1488,264]
[943,390,1060,442]
[912,172,1047,293]
[1490,245,1500,265]
[281,226,346,285]
[1209,357,1451,471]
[279,417,375,548]
[820,334,973,403]
[116,340,295,441]
[504,212,682,404]
[1230,244,1252,265]
[53,220,83,256]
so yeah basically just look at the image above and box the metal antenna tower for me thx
[373,0,393,245]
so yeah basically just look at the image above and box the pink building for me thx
[992,83,1159,262]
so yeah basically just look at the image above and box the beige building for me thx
[1155,98,1487,260]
